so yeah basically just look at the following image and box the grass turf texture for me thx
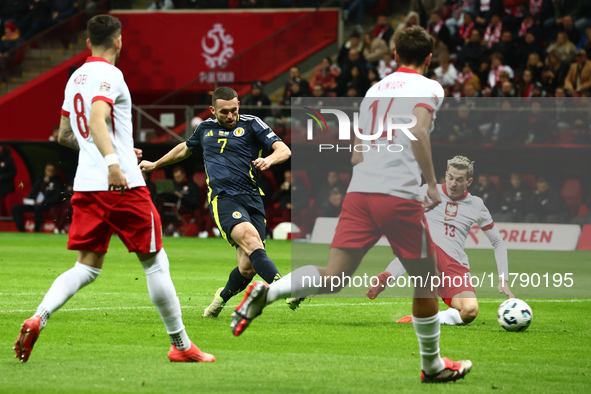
[0,233,589,393]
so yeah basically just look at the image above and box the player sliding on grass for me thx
[14,15,214,363]
[231,26,472,383]
[366,156,515,325]
[139,87,291,318]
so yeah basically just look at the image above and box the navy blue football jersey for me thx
[185,114,282,201]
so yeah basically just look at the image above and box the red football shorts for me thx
[331,192,434,259]
[68,187,162,254]
[436,245,475,307]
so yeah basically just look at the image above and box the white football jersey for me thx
[61,57,144,192]
[347,67,445,200]
[421,184,494,268]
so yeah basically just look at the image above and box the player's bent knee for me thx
[459,301,479,323]
[140,249,169,275]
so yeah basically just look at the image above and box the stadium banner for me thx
[291,97,591,299]
[310,219,581,251]
[111,10,339,93]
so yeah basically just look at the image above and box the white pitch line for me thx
[1,299,589,314]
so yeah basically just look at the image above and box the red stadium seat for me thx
[488,175,503,196]
[561,179,583,217]
[150,169,166,183]
[521,174,536,190]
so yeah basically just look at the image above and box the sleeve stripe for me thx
[415,103,434,117]
[255,117,270,130]
[92,96,114,105]
[481,222,495,231]
[61,109,70,117]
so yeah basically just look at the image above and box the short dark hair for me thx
[393,25,432,67]
[173,165,186,174]
[87,15,122,48]
[212,87,238,107]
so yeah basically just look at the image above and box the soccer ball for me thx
[497,299,533,332]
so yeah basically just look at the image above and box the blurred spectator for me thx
[434,54,458,87]
[338,48,367,95]
[524,177,570,223]
[494,172,533,222]
[457,63,482,93]
[452,11,475,47]
[0,22,22,75]
[546,31,577,64]
[558,14,581,45]
[427,13,452,48]
[518,69,535,97]
[517,14,536,40]
[11,163,64,232]
[278,77,306,126]
[161,166,200,236]
[338,31,364,68]
[487,53,514,88]
[346,82,360,97]
[52,0,78,24]
[437,103,479,142]
[471,172,500,213]
[409,0,444,27]
[367,68,379,86]
[321,187,344,217]
[273,170,309,220]
[314,170,346,209]
[526,52,544,81]
[0,144,17,217]
[373,14,394,44]
[49,125,60,142]
[524,100,553,143]
[378,52,396,79]
[578,26,591,58]
[521,32,546,64]
[243,81,271,120]
[542,51,570,94]
[343,0,380,32]
[457,29,487,71]
[430,33,449,68]
[500,79,517,97]
[445,1,477,36]
[310,57,340,93]
[283,66,311,99]
[492,30,520,70]
[20,0,53,41]
[362,33,388,67]
[490,100,523,142]
[395,10,420,34]
[564,49,591,96]
[553,86,573,131]
[149,0,175,9]
[311,83,326,99]
[483,14,503,48]
[543,0,585,41]
[463,80,483,97]
[531,80,548,96]
[524,0,553,26]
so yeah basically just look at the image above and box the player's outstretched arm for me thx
[89,100,129,193]
[252,141,291,171]
[409,106,440,211]
[57,115,79,151]
[483,226,514,298]
[139,142,192,173]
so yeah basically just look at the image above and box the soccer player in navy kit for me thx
[140,87,291,317]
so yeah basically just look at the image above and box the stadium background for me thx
[1,0,590,244]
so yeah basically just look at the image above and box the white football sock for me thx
[438,308,464,325]
[413,314,446,375]
[266,265,321,305]
[141,249,190,350]
[385,258,407,279]
[35,262,101,330]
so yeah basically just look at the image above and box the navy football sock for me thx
[220,267,252,303]
[249,248,282,284]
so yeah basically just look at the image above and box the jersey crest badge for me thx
[100,82,111,93]
[445,202,458,217]
[431,94,439,106]
[233,128,245,137]
[205,130,214,137]
[232,211,242,219]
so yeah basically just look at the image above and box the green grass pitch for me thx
[1,233,590,393]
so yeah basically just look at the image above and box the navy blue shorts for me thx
[209,193,266,247]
